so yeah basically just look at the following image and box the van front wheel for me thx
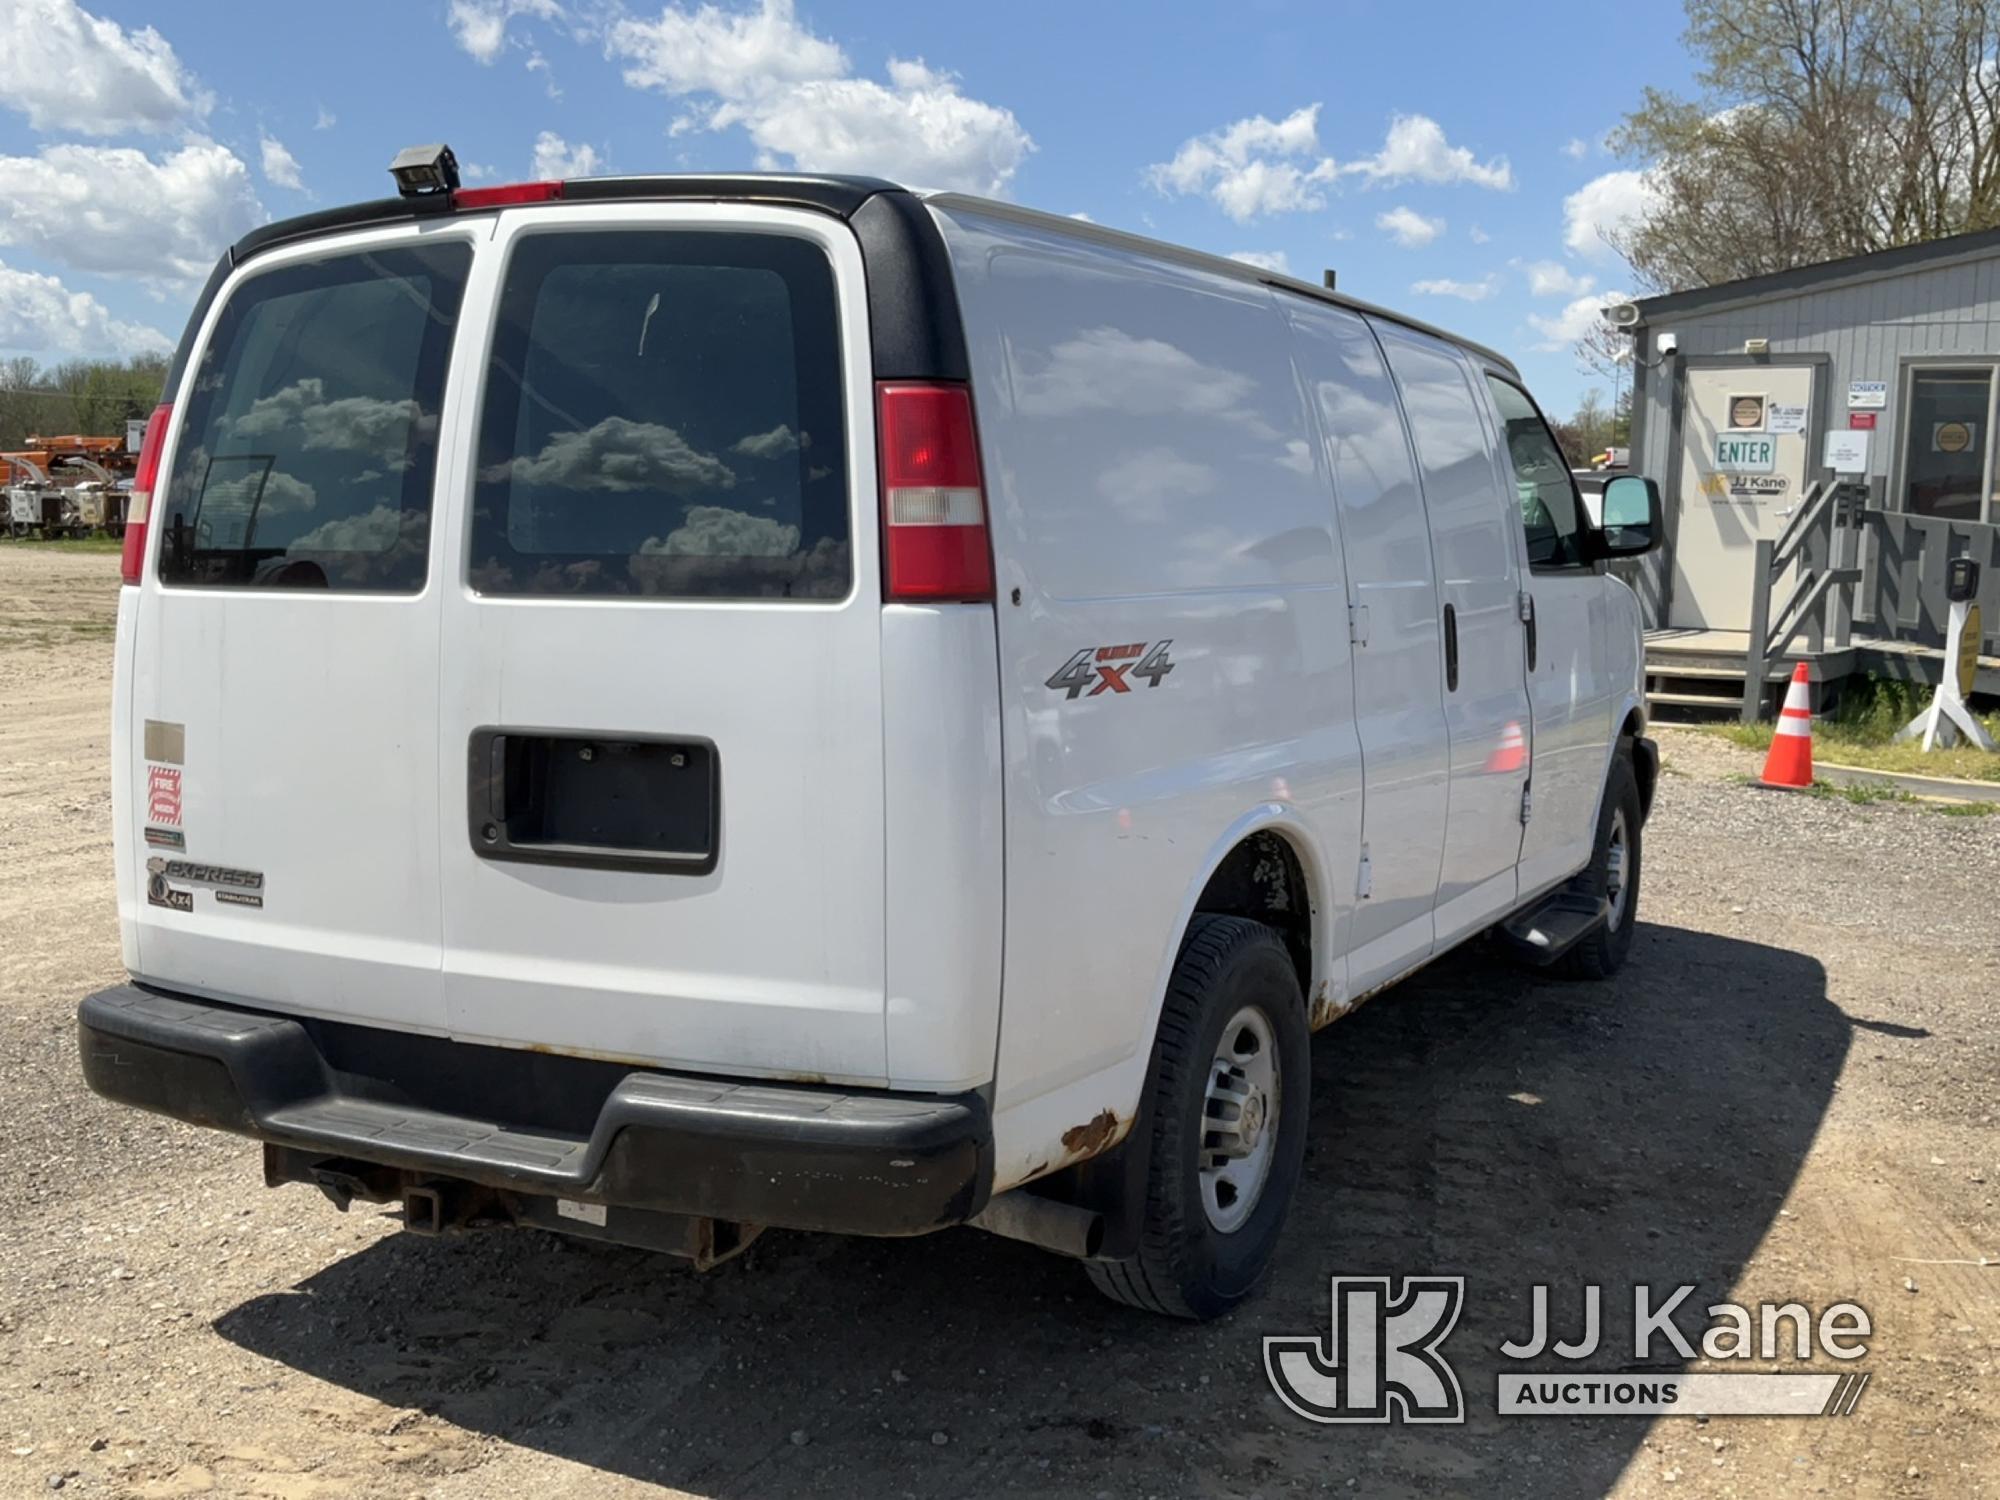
[1086,914,1308,1320]
[1554,752,1643,980]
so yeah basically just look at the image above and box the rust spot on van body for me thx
[1309,979,1341,1030]
[1061,1109,1120,1157]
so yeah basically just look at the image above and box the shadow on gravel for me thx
[217,922,1842,1499]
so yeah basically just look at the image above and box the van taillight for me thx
[876,381,993,603]
[121,402,171,586]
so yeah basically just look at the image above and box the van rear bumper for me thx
[78,985,991,1237]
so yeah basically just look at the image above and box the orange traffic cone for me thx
[1759,663,1816,789]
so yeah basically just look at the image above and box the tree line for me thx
[1611,0,2000,291]
[0,354,171,453]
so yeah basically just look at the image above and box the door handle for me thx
[1443,603,1459,692]
[467,729,719,876]
[1522,593,1537,671]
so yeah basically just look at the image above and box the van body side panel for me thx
[1284,302,1449,998]
[880,603,1005,1091]
[1372,322,1533,949]
[433,205,892,1084]
[930,204,1362,1183]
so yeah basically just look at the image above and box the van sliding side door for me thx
[1285,302,1450,994]
[1373,322,1532,947]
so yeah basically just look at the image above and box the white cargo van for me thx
[80,155,1661,1320]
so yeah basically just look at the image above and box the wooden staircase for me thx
[1642,629,1853,719]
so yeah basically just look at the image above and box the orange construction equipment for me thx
[1759,662,1816,789]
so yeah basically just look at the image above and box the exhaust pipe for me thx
[969,1191,1105,1260]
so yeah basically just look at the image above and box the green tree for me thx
[0,354,170,451]
[1609,0,2000,292]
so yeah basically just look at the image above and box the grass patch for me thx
[1808,780,1914,807]
[1928,799,1998,818]
[0,532,123,554]
[1695,675,2000,782]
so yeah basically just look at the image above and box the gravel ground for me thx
[2,545,1996,1499]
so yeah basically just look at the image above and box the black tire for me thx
[1553,752,1643,980]
[1086,914,1309,1320]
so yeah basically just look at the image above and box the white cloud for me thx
[1148,105,1336,222]
[1344,115,1512,190]
[1227,250,1291,274]
[1469,224,1490,244]
[1563,168,1660,259]
[1519,258,1596,297]
[612,0,844,98]
[447,0,561,64]
[526,47,562,99]
[1376,205,1444,247]
[290,502,413,554]
[1015,326,1256,423]
[610,1,1032,196]
[732,423,801,458]
[229,379,435,462]
[1410,276,1498,302]
[0,0,208,136]
[646,505,797,557]
[0,141,264,288]
[1563,137,1590,160]
[462,161,496,182]
[1527,291,1628,350]
[314,105,337,131]
[531,131,603,178]
[490,416,735,494]
[260,134,303,192]
[0,260,172,358]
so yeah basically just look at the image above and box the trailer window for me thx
[468,231,850,600]
[158,243,471,591]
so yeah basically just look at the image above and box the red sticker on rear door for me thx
[146,764,183,827]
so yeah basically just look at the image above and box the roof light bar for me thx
[454,180,564,209]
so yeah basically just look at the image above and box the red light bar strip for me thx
[454,181,564,209]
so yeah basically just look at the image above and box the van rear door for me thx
[433,206,890,1084]
[128,230,475,1031]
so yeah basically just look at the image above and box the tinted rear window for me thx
[159,242,471,591]
[469,231,850,599]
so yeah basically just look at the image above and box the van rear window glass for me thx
[469,231,850,600]
[159,242,471,592]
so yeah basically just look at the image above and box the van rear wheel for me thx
[1086,914,1308,1320]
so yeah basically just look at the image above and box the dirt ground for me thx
[2,543,1996,1500]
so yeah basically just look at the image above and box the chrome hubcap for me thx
[1605,807,1630,930]
[1200,1006,1280,1233]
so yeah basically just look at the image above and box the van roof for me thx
[918,190,1519,377]
[203,170,1517,382]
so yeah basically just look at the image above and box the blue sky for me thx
[0,0,1694,414]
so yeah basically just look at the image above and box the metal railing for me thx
[1741,481,1866,722]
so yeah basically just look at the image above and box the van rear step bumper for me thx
[78,985,991,1238]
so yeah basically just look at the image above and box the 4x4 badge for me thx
[1046,640,1176,700]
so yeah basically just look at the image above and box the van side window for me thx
[469,231,850,600]
[159,243,471,591]
[1483,375,1588,570]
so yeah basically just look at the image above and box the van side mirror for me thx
[1593,475,1662,558]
